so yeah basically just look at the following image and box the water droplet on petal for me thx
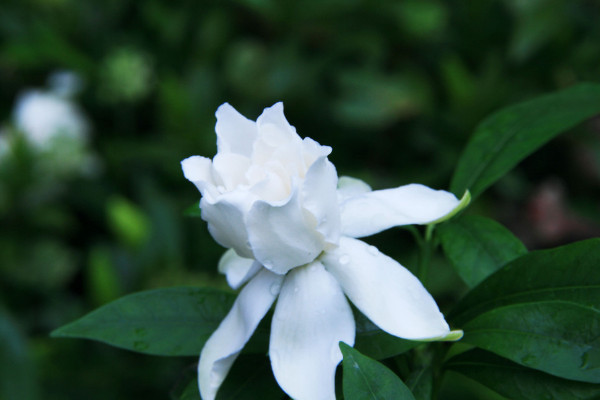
[217,185,226,193]
[367,245,379,255]
[339,254,351,265]
[270,282,281,295]
[293,286,299,293]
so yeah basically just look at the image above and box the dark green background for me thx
[1,0,600,398]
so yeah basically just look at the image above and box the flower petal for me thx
[302,156,341,246]
[215,103,257,156]
[270,261,355,400]
[212,152,252,191]
[246,187,325,274]
[200,190,256,258]
[198,269,283,400]
[256,102,299,146]
[336,176,372,203]
[321,237,450,340]
[181,155,218,198]
[340,183,460,238]
[217,249,262,290]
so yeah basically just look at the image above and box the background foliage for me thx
[1,0,600,399]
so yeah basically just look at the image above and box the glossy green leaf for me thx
[450,239,600,383]
[438,215,527,287]
[446,348,600,400]
[51,287,236,356]
[340,342,416,400]
[451,83,600,197]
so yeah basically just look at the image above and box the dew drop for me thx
[367,245,379,255]
[293,287,300,294]
[217,185,226,193]
[270,282,281,295]
[339,254,351,265]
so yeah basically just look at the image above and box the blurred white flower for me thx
[14,89,88,149]
[182,102,464,400]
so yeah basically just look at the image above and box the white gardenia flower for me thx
[182,102,465,400]
[14,89,88,149]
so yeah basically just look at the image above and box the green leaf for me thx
[340,342,416,400]
[51,287,236,356]
[450,239,600,383]
[438,215,528,287]
[451,83,600,198]
[446,348,600,400]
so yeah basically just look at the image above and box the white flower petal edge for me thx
[198,269,284,400]
[217,249,262,290]
[339,183,460,238]
[215,103,257,156]
[321,237,450,340]
[270,261,355,400]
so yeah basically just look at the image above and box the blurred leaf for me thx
[438,215,527,287]
[506,0,570,62]
[340,342,416,400]
[87,246,121,306]
[395,0,447,40]
[451,239,600,383]
[0,307,39,400]
[184,202,202,217]
[334,69,432,128]
[51,287,236,356]
[451,83,600,198]
[446,348,600,400]
[107,196,151,248]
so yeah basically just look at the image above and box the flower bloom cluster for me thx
[182,103,463,400]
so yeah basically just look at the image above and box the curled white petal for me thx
[217,249,262,290]
[301,156,341,247]
[198,269,283,400]
[200,191,256,258]
[246,186,325,275]
[340,183,460,238]
[181,156,217,197]
[321,237,450,340]
[215,103,257,156]
[270,261,355,400]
